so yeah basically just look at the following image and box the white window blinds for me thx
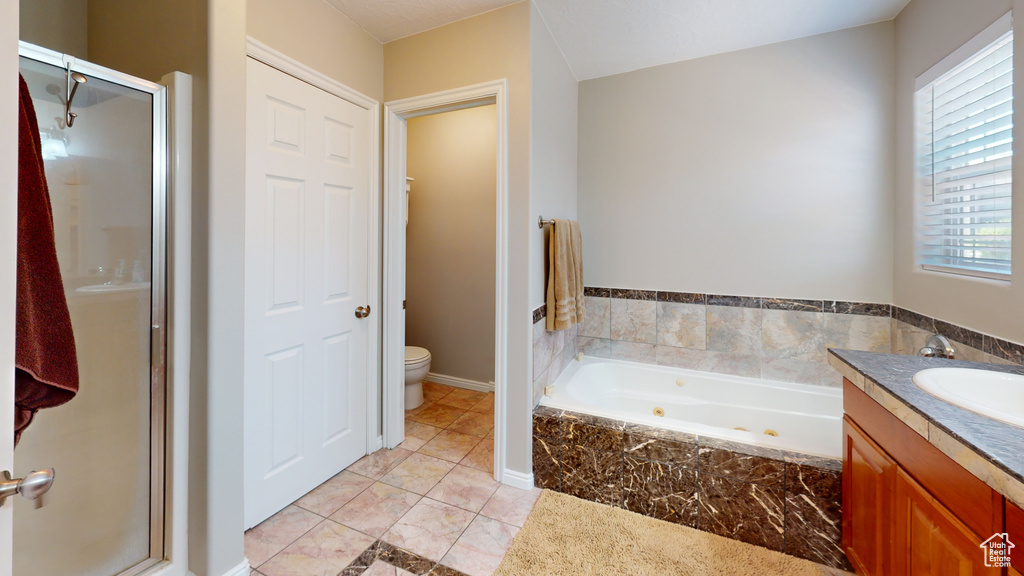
[915,14,1013,280]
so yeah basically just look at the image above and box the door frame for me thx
[245,37,383,454]
[383,81,509,483]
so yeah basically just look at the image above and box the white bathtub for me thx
[540,356,843,458]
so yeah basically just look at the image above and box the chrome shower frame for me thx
[18,41,170,576]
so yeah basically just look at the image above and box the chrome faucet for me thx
[919,334,955,359]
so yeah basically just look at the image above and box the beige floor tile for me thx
[405,400,434,418]
[486,428,495,439]
[244,505,323,568]
[436,388,488,410]
[380,453,456,495]
[466,393,495,415]
[440,515,518,576]
[408,403,466,428]
[293,470,374,517]
[423,382,458,402]
[362,560,397,576]
[479,484,542,527]
[383,498,476,562]
[331,481,421,538]
[419,429,484,463]
[346,448,414,480]
[259,520,375,576]
[447,411,494,438]
[398,420,443,451]
[426,465,500,513]
[460,439,494,474]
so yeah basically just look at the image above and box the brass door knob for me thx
[355,305,371,319]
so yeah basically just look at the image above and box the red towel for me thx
[15,74,79,445]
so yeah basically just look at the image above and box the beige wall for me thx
[20,0,88,58]
[529,1,578,309]
[247,0,383,101]
[87,1,247,574]
[385,0,533,476]
[893,0,1024,345]
[406,106,496,384]
[578,23,896,304]
[88,0,205,83]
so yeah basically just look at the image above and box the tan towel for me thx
[546,219,585,331]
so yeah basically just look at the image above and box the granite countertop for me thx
[828,349,1024,509]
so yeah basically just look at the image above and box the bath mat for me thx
[494,490,825,576]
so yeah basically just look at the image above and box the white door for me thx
[244,58,371,527]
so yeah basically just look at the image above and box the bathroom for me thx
[1,0,1023,575]
[402,102,498,475]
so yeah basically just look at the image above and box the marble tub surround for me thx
[580,288,891,387]
[578,287,1024,387]
[891,306,1023,365]
[828,349,1024,510]
[532,407,850,570]
[531,306,577,406]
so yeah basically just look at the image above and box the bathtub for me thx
[540,355,843,458]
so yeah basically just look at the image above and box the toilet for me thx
[404,346,431,410]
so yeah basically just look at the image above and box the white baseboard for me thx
[222,560,252,576]
[427,372,494,392]
[502,469,535,491]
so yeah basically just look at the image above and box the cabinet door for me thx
[1007,500,1024,572]
[894,467,1000,575]
[844,417,896,575]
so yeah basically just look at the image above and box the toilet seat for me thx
[405,346,431,366]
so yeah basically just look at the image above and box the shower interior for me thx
[14,42,169,576]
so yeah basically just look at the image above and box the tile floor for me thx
[245,381,855,576]
[246,382,537,576]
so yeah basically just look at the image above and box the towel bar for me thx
[538,216,556,229]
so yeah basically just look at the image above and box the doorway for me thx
[383,81,509,482]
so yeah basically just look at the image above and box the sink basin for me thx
[913,367,1024,428]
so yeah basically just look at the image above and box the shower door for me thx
[12,43,168,576]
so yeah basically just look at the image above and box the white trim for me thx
[500,469,534,491]
[0,1,18,572]
[244,37,382,457]
[245,38,377,110]
[156,70,194,576]
[426,373,494,393]
[218,560,251,576]
[384,80,509,483]
[921,264,1011,282]
[916,11,1013,89]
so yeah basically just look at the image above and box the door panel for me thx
[244,58,370,527]
[894,467,999,576]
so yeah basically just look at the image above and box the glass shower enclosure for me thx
[14,42,168,576]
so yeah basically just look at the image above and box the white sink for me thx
[913,367,1024,428]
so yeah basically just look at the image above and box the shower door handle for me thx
[355,306,371,319]
[0,468,55,509]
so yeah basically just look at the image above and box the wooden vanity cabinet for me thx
[894,467,997,575]
[1008,501,1024,572]
[843,378,1004,576]
[843,417,896,575]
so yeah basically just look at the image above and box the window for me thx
[915,13,1013,280]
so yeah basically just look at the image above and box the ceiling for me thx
[327,0,912,80]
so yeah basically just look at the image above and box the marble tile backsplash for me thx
[532,304,577,407]
[576,289,1023,388]
[579,292,890,387]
